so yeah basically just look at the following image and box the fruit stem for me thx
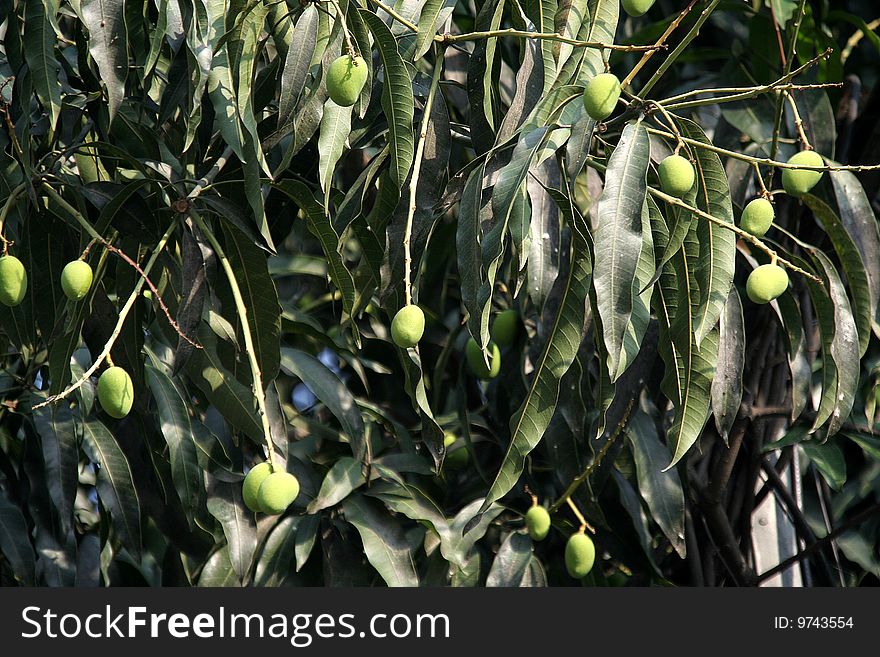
[0,182,27,256]
[34,220,178,410]
[328,0,356,59]
[644,126,880,172]
[768,0,810,190]
[551,397,636,512]
[564,497,594,535]
[621,0,700,88]
[105,353,115,367]
[190,209,277,468]
[646,100,685,154]
[649,186,822,284]
[783,90,812,150]
[753,162,772,200]
[42,182,200,349]
[403,45,445,307]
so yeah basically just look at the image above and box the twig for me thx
[661,83,839,111]
[100,239,201,349]
[190,209,277,467]
[187,146,235,200]
[403,47,444,306]
[41,183,198,348]
[328,0,356,58]
[621,0,700,87]
[784,90,811,149]
[647,101,685,153]
[436,29,662,51]
[644,126,880,172]
[550,398,636,512]
[753,162,772,199]
[34,221,178,410]
[660,50,834,112]
[647,186,821,284]
[0,182,27,255]
[565,497,595,534]
[639,0,722,97]
[769,0,809,169]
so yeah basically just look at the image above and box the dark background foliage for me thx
[0,0,879,587]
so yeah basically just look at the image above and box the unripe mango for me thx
[658,154,695,198]
[242,462,273,513]
[746,264,789,304]
[97,366,134,419]
[391,304,425,348]
[565,531,596,578]
[621,0,655,17]
[326,55,368,107]
[525,505,551,541]
[582,73,621,121]
[465,338,501,379]
[740,198,774,237]
[782,150,824,196]
[0,255,27,307]
[60,260,93,301]
[443,431,469,470]
[257,471,300,515]
[490,309,519,347]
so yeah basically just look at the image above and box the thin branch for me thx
[188,146,235,200]
[784,90,811,149]
[34,221,178,410]
[100,239,200,349]
[328,0,356,58]
[639,0,722,97]
[0,182,27,254]
[42,183,198,347]
[645,126,880,172]
[657,49,833,110]
[550,398,636,512]
[621,0,700,87]
[190,209,277,467]
[436,28,661,51]
[769,0,809,169]
[647,186,822,284]
[565,497,595,534]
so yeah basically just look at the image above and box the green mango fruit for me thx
[0,255,27,307]
[98,366,134,419]
[443,431,469,469]
[582,73,621,121]
[326,55,368,107]
[621,0,655,17]
[782,150,824,196]
[242,462,273,513]
[658,154,695,198]
[746,264,789,304]
[257,471,300,515]
[60,260,94,301]
[525,505,551,541]
[465,338,501,379]
[391,304,425,348]
[490,309,519,347]
[740,198,774,237]
[565,531,596,578]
